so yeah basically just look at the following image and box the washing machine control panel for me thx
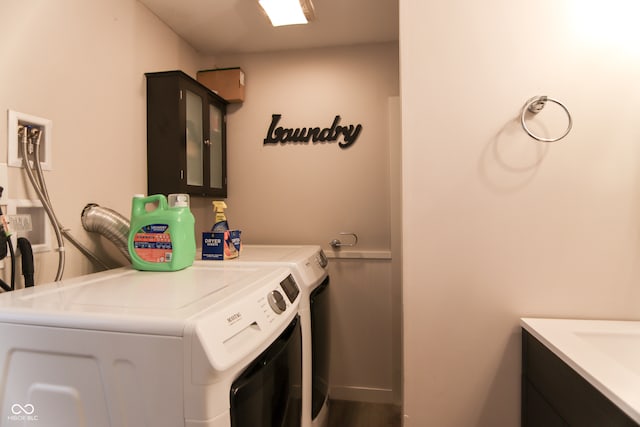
[267,274,300,314]
[279,274,300,303]
[267,290,287,314]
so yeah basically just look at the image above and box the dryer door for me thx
[310,277,330,419]
[230,315,302,427]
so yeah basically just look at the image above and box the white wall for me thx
[193,44,399,252]
[199,44,402,403]
[401,0,640,425]
[0,0,204,284]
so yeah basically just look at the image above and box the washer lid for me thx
[197,244,328,289]
[226,244,318,262]
[0,264,292,336]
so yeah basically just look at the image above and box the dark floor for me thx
[328,400,402,427]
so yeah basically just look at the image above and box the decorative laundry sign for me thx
[263,114,362,149]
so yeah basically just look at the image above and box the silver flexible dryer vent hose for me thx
[81,204,131,262]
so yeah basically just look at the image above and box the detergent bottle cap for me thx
[169,193,190,208]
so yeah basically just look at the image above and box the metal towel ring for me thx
[520,96,572,143]
[329,232,358,249]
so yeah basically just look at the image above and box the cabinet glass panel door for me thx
[209,103,223,189]
[185,90,204,187]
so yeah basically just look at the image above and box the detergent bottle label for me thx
[132,223,173,263]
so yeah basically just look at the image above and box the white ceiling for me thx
[139,0,399,55]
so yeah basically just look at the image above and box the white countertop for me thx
[521,317,640,423]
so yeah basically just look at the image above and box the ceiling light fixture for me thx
[258,0,316,27]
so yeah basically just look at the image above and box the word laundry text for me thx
[263,114,362,149]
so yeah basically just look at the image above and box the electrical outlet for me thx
[7,214,33,233]
[7,110,52,170]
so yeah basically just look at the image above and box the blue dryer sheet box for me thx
[201,230,242,260]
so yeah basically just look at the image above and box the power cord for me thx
[0,186,13,292]
[17,238,34,287]
[0,186,34,291]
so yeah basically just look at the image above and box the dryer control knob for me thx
[267,290,287,314]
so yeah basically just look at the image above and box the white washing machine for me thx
[0,263,302,427]
[197,245,330,427]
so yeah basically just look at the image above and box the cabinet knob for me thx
[204,139,211,146]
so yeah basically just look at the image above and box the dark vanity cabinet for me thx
[522,329,638,427]
[145,70,228,197]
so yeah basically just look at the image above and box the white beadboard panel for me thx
[328,258,395,403]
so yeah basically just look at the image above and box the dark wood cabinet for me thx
[145,70,228,197]
[522,329,639,427]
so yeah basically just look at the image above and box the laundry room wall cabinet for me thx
[146,70,229,198]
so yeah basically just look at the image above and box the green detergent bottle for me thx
[128,193,196,271]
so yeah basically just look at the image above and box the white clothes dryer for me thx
[197,245,330,427]
[0,264,302,427]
